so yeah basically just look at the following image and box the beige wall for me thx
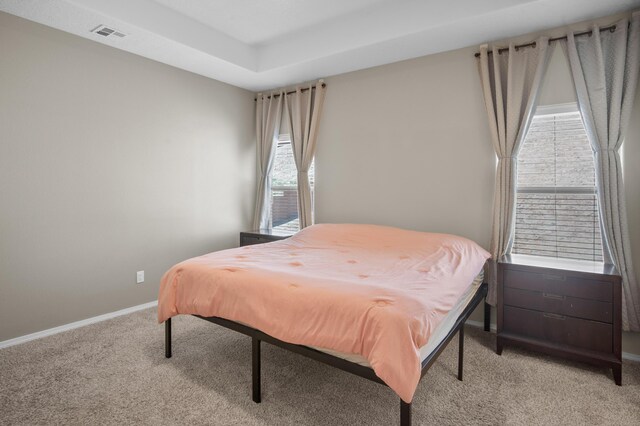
[315,14,640,356]
[315,46,495,244]
[0,12,255,341]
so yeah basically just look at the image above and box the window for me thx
[270,135,314,232]
[513,104,603,262]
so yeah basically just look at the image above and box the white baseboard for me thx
[0,300,158,350]
[464,319,640,362]
[465,319,497,332]
[622,351,640,362]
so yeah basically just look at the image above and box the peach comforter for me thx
[158,224,490,402]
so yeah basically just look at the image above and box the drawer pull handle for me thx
[543,292,565,301]
[543,274,566,281]
[543,312,566,320]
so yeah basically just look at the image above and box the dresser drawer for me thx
[503,306,612,353]
[503,268,612,302]
[504,287,613,323]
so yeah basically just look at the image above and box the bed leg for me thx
[252,337,261,403]
[484,301,491,332]
[458,325,464,381]
[165,318,172,358]
[400,400,411,426]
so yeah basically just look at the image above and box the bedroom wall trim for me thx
[466,319,497,332]
[465,320,640,362]
[0,300,158,350]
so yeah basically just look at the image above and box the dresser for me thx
[497,254,622,385]
[239,229,293,247]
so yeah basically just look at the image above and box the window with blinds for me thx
[270,134,314,232]
[513,105,603,262]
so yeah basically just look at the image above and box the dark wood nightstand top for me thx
[239,229,296,247]
[241,228,296,239]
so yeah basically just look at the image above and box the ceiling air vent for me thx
[91,25,127,38]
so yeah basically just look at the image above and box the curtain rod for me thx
[255,83,326,101]
[473,24,617,58]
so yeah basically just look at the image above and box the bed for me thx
[158,224,491,425]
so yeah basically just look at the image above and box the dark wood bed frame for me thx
[164,282,490,426]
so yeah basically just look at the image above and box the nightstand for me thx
[239,229,294,247]
[497,254,622,385]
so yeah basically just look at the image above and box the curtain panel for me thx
[478,38,552,305]
[561,13,640,331]
[252,92,283,230]
[284,80,326,229]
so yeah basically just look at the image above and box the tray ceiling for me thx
[1,0,638,91]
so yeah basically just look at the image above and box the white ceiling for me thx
[1,0,638,91]
[151,0,394,45]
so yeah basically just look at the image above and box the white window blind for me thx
[513,106,603,262]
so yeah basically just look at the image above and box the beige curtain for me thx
[252,92,283,230]
[478,38,552,305]
[284,81,326,229]
[561,13,640,331]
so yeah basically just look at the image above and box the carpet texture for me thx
[1,308,639,425]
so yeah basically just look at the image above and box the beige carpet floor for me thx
[1,308,639,425]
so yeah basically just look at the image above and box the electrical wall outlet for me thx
[136,270,144,284]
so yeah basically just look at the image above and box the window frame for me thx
[512,102,603,262]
